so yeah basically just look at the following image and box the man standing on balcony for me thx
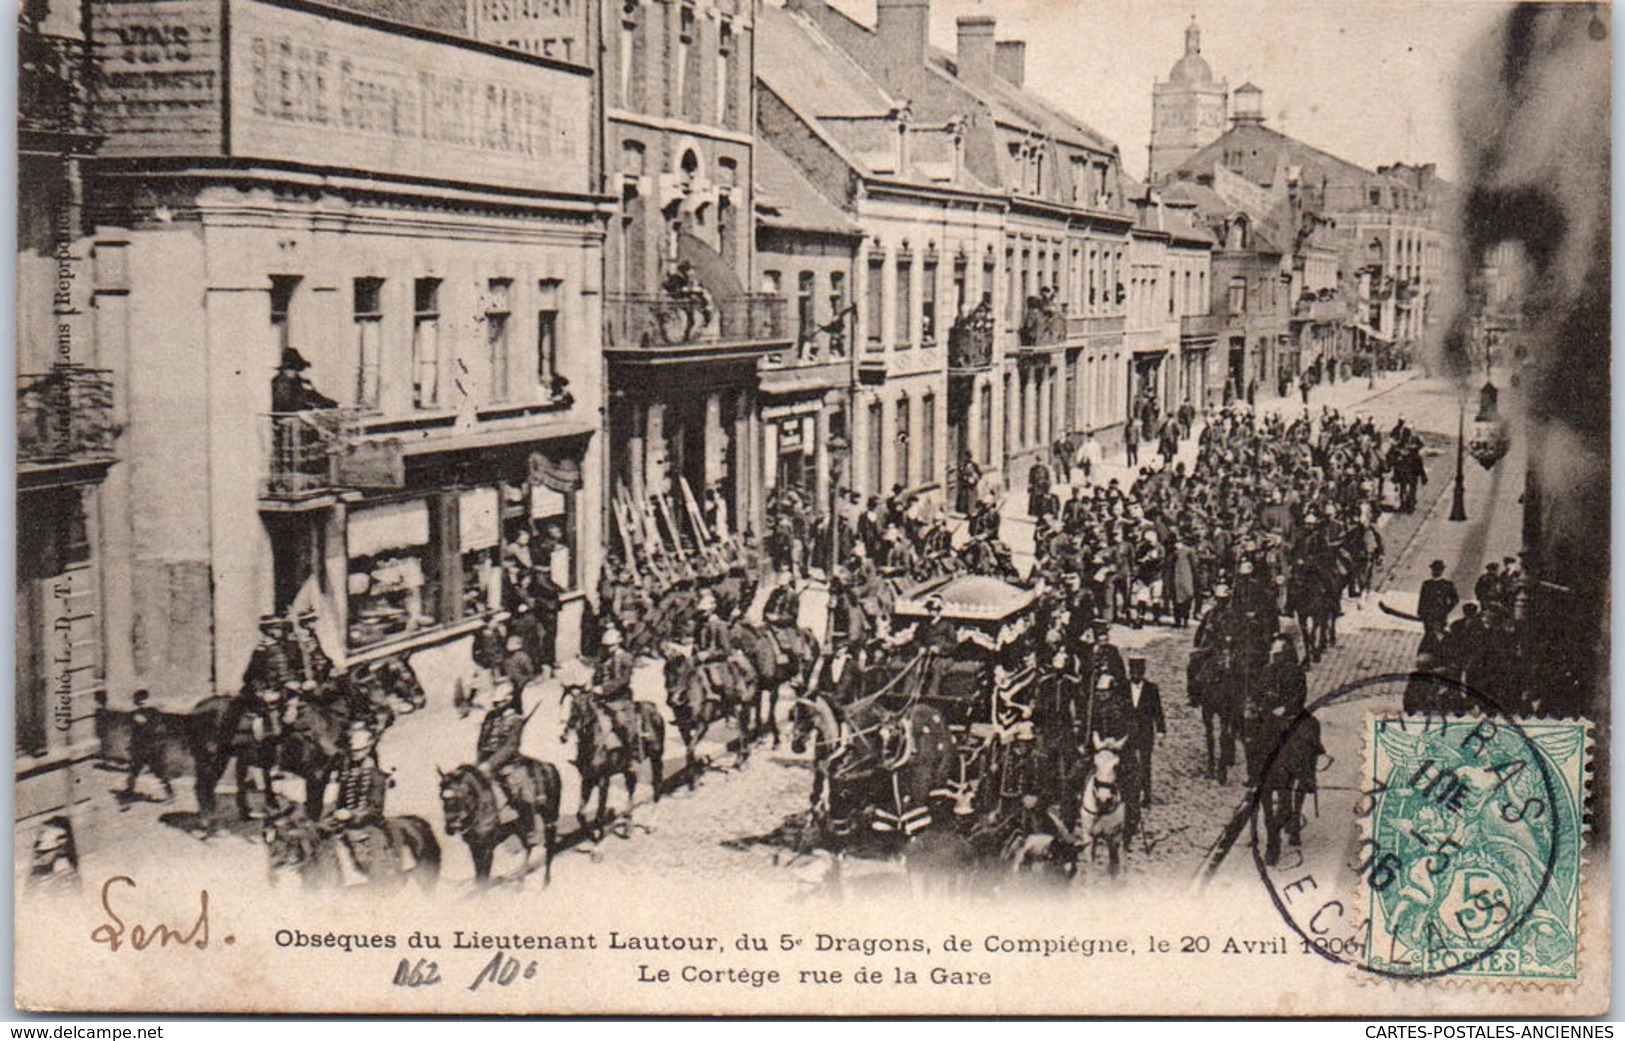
[272,347,337,412]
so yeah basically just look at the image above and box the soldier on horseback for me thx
[593,627,639,754]
[475,683,535,829]
[321,722,393,884]
[293,610,334,687]
[238,615,300,774]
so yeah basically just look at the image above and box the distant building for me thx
[1149,19,1229,184]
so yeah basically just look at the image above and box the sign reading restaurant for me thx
[92,0,592,195]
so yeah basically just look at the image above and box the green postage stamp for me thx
[1363,717,1588,981]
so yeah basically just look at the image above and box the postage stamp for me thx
[1362,716,1587,981]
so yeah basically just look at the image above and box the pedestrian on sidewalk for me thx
[1124,418,1139,467]
[123,689,173,806]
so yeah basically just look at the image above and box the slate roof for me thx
[754,140,863,236]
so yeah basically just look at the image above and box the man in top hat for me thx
[271,347,338,413]
[1417,560,1459,654]
[1124,658,1165,814]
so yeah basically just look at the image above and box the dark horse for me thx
[664,641,753,787]
[438,759,562,887]
[560,685,666,841]
[789,686,958,854]
[731,620,820,749]
[262,805,440,891]
[1186,645,1244,784]
[187,695,344,824]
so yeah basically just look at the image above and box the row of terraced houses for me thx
[18,0,1460,822]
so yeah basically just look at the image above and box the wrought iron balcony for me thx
[947,312,995,372]
[1017,304,1067,349]
[263,408,407,503]
[17,365,116,470]
[604,291,788,350]
[19,32,95,138]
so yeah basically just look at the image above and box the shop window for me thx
[516,480,577,592]
[537,279,562,394]
[347,499,441,649]
[413,278,441,409]
[486,278,512,403]
[354,277,383,410]
[459,487,502,619]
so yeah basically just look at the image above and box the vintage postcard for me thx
[14,0,1610,1016]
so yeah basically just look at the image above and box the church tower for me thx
[1149,17,1229,184]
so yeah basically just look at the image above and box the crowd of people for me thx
[1408,553,1533,715]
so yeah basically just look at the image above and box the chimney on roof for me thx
[877,0,930,70]
[995,40,1026,87]
[956,15,997,86]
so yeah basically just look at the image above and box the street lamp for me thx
[1448,319,1510,522]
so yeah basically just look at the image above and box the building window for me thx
[270,275,300,352]
[762,269,782,297]
[486,278,513,403]
[1087,250,1097,309]
[895,252,913,347]
[978,383,992,464]
[921,392,936,483]
[678,3,700,119]
[982,253,996,314]
[413,278,441,409]
[952,254,968,317]
[1004,247,1016,324]
[797,270,816,345]
[619,6,641,109]
[537,279,561,391]
[867,400,884,496]
[828,271,847,355]
[353,277,383,410]
[896,396,911,487]
[865,255,884,350]
[717,19,736,127]
[921,253,938,342]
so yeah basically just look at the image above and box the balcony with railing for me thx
[20,32,95,139]
[18,365,116,487]
[1064,313,1127,340]
[604,291,789,358]
[263,409,411,504]
[1293,291,1346,323]
[1017,302,1067,350]
[1179,313,1222,339]
[947,311,995,373]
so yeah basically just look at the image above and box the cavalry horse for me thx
[262,805,441,891]
[730,619,820,749]
[438,759,562,887]
[1241,685,1322,868]
[664,641,754,786]
[1288,555,1344,662]
[560,684,666,841]
[187,694,344,824]
[1186,644,1244,784]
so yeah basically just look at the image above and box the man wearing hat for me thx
[1417,560,1459,653]
[122,689,173,806]
[271,347,338,413]
[1124,658,1165,816]
[592,627,639,753]
[241,615,297,701]
[323,721,393,884]
[292,610,334,687]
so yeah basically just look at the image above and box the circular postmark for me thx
[1246,671,1574,981]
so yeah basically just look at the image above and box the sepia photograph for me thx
[12,0,1611,1016]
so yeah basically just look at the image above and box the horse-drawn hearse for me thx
[791,573,1052,863]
